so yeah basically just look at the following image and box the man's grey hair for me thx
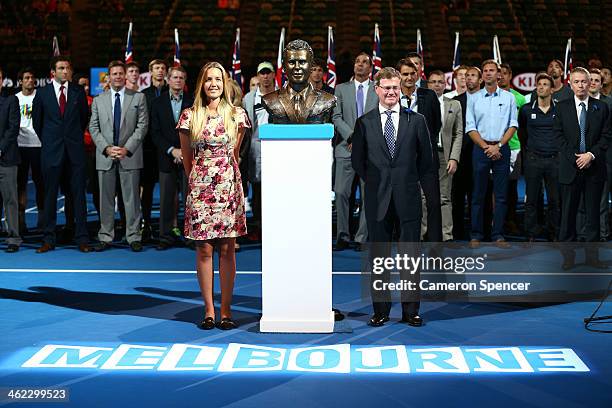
[283,39,314,63]
[570,66,591,81]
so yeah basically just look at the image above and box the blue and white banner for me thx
[13,343,590,374]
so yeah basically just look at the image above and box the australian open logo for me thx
[17,343,589,374]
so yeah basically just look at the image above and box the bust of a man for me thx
[262,39,336,124]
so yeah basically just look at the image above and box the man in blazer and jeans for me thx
[89,60,148,252]
[351,67,434,327]
[332,52,378,251]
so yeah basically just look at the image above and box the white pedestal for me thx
[259,124,334,333]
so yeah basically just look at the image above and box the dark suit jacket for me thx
[416,87,441,143]
[151,90,194,173]
[554,97,611,185]
[32,82,89,168]
[0,95,20,166]
[351,107,434,222]
[143,83,169,152]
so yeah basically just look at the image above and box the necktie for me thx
[294,94,301,116]
[579,102,586,153]
[384,110,395,158]
[113,93,121,146]
[356,84,364,117]
[59,85,66,117]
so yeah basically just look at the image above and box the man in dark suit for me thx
[352,67,434,327]
[140,58,169,241]
[0,67,23,252]
[555,67,611,268]
[151,65,193,249]
[397,58,442,242]
[32,56,91,253]
[406,52,428,89]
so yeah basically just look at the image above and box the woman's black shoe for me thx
[198,317,216,330]
[217,317,238,330]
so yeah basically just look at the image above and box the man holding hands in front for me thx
[351,67,433,327]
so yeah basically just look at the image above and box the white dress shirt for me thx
[573,95,595,159]
[111,87,126,118]
[574,95,590,124]
[52,79,68,104]
[378,103,400,141]
[400,89,418,113]
[437,94,445,148]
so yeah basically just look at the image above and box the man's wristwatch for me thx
[498,142,503,149]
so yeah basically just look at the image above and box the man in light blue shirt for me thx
[465,59,518,248]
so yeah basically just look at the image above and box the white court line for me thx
[0,269,610,276]
[0,269,358,275]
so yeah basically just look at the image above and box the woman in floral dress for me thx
[177,62,250,330]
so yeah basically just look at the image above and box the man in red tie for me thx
[32,56,91,252]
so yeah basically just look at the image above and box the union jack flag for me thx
[173,28,181,67]
[125,22,133,63]
[452,31,460,70]
[417,29,426,80]
[371,23,382,79]
[231,28,243,91]
[326,26,336,88]
[52,36,60,57]
[563,38,573,84]
[275,27,286,88]
[492,35,502,65]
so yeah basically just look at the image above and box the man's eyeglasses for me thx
[377,86,401,92]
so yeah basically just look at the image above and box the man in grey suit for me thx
[89,60,148,252]
[427,71,463,241]
[332,52,378,251]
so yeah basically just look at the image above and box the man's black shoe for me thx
[368,314,389,327]
[401,314,424,327]
[94,241,112,252]
[333,308,345,321]
[130,241,143,252]
[561,260,575,270]
[586,260,607,269]
[5,244,19,253]
[334,240,350,251]
[156,241,171,251]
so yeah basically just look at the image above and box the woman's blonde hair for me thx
[190,62,237,143]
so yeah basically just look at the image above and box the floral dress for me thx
[176,107,251,240]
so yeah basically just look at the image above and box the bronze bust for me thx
[262,39,336,124]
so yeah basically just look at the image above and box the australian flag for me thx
[276,27,286,88]
[417,29,426,80]
[125,22,133,63]
[452,31,460,70]
[372,23,382,79]
[174,28,181,66]
[563,38,573,84]
[326,26,336,88]
[231,28,243,91]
